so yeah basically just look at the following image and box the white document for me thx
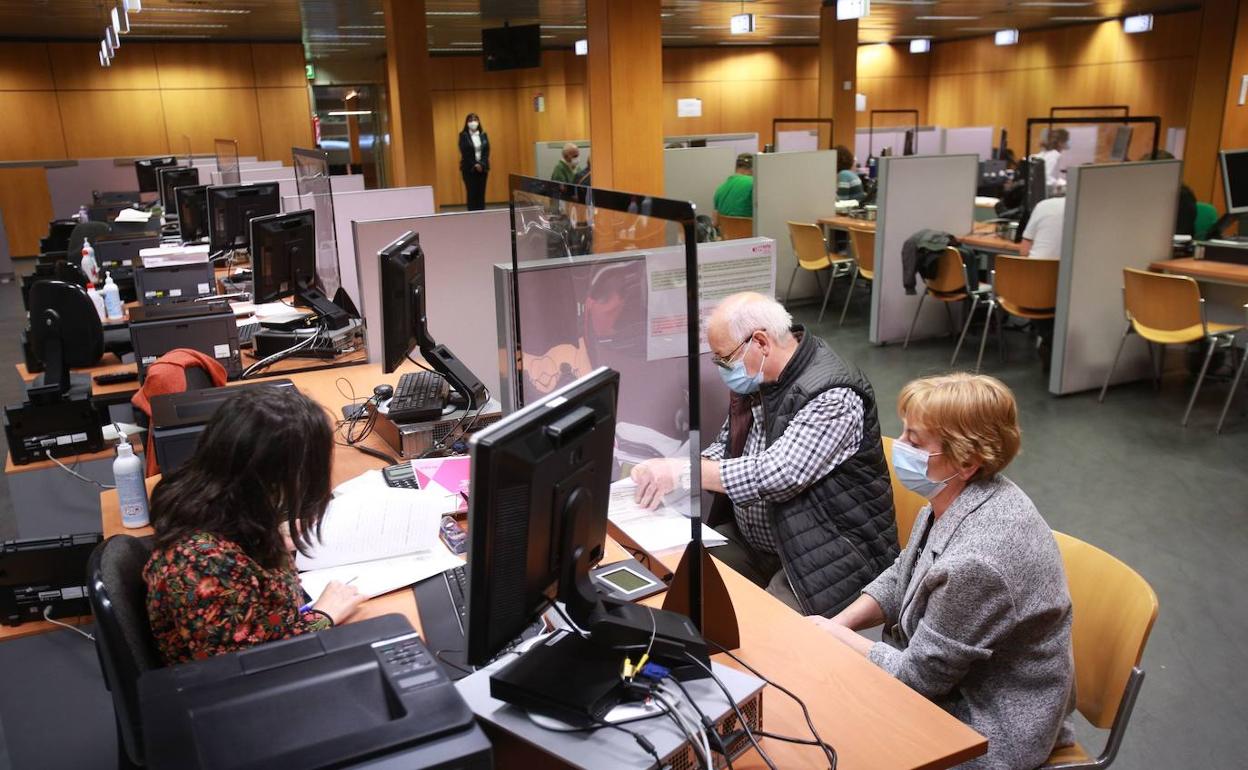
[608,478,726,554]
[677,98,702,118]
[113,208,151,223]
[300,545,463,602]
[332,469,387,498]
[138,243,211,268]
[294,487,443,572]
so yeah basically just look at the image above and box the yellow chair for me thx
[1216,304,1248,433]
[718,215,752,240]
[974,255,1060,372]
[784,221,854,323]
[903,247,992,366]
[839,227,877,326]
[1098,268,1243,427]
[1040,532,1159,769]
[881,436,927,549]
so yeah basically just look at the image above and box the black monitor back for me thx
[135,156,177,193]
[177,185,210,243]
[249,210,317,303]
[158,166,200,213]
[28,280,104,368]
[207,183,280,252]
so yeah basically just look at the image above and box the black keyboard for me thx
[415,565,545,681]
[388,371,450,424]
[237,319,260,347]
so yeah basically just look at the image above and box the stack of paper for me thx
[114,208,152,223]
[608,478,727,554]
[139,243,210,268]
[410,456,471,514]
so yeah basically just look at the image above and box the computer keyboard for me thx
[415,565,545,681]
[387,371,450,424]
[237,319,260,347]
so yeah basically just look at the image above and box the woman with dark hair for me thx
[144,387,363,664]
[835,144,865,205]
[458,112,490,211]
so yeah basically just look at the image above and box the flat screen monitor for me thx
[249,210,317,303]
[378,231,426,373]
[1220,149,1248,214]
[135,156,178,193]
[464,367,618,666]
[157,166,200,214]
[481,23,541,71]
[176,185,209,243]
[1109,126,1133,162]
[207,183,280,253]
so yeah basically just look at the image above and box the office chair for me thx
[42,218,79,254]
[717,215,752,240]
[68,221,111,266]
[840,227,877,325]
[23,280,131,397]
[785,221,854,323]
[975,255,1059,372]
[1041,532,1158,769]
[903,247,992,364]
[1215,304,1248,434]
[87,535,160,769]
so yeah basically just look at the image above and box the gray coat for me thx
[862,476,1075,770]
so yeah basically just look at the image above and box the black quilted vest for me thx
[712,327,897,616]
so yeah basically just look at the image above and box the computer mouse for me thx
[373,384,394,401]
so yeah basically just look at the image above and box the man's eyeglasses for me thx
[712,332,758,370]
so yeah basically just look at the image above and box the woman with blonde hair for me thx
[815,373,1075,770]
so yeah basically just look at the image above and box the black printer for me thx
[149,379,295,474]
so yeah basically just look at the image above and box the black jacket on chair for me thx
[458,130,490,174]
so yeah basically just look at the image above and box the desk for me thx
[961,228,1024,257]
[818,214,876,233]
[1150,258,1248,288]
[95,362,987,769]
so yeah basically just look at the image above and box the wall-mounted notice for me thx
[677,98,703,118]
[646,239,776,361]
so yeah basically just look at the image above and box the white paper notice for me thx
[608,478,727,554]
[294,487,443,572]
[677,98,703,118]
[300,545,463,602]
[645,241,776,361]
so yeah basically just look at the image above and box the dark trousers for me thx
[462,170,487,211]
[712,522,803,612]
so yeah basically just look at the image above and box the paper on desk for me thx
[299,543,462,602]
[608,479,727,554]
[113,208,151,223]
[332,468,387,498]
[294,487,443,572]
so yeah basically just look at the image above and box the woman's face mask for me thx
[467,121,480,131]
[891,440,957,500]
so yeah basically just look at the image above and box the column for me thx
[818,8,858,152]
[585,0,664,195]
[382,0,437,188]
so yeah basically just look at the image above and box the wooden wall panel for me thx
[161,89,263,159]
[252,44,308,88]
[0,92,66,160]
[255,87,313,161]
[1210,0,1248,210]
[857,43,930,122]
[431,91,463,207]
[0,168,54,256]
[0,43,53,90]
[49,42,160,91]
[155,43,257,90]
[58,90,169,158]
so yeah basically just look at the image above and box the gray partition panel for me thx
[753,150,839,303]
[1051,160,1182,395]
[46,159,139,218]
[663,147,735,220]
[352,209,510,391]
[872,154,977,345]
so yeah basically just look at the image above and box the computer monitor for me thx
[250,210,349,329]
[1220,149,1248,214]
[157,166,199,214]
[176,185,209,243]
[378,231,488,407]
[207,182,280,253]
[135,156,177,194]
[1109,126,1133,162]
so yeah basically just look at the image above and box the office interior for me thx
[1,0,1247,768]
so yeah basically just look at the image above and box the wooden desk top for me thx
[95,361,987,769]
[961,228,1024,255]
[0,615,94,642]
[818,214,877,231]
[1150,257,1248,287]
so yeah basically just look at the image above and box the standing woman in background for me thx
[458,113,489,211]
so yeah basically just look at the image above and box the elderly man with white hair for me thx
[632,292,897,616]
[551,143,581,183]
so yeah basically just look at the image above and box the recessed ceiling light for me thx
[916,16,980,21]
[144,6,250,14]
[1123,14,1153,33]
[130,23,227,29]
[909,39,931,53]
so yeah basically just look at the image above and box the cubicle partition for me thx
[534,133,758,182]
[944,127,995,161]
[1050,160,1182,395]
[853,126,945,163]
[776,130,819,153]
[668,132,759,156]
[752,150,839,303]
[46,159,139,219]
[351,208,507,389]
[663,147,736,219]
[871,154,977,345]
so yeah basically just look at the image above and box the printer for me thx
[150,379,294,474]
[128,302,242,382]
[139,614,492,770]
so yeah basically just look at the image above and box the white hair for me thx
[563,143,579,157]
[724,294,793,343]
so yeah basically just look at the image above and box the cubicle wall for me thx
[1051,160,1181,395]
[46,160,140,219]
[753,150,839,303]
[352,209,508,389]
[854,127,944,164]
[534,133,758,182]
[667,133,759,156]
[663,147,736,220]
[776,130,819,153]
[944,127,995,161]
[872,154,977,345]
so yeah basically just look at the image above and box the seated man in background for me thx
[712,154,755,224]
[1019,195,1064,365]
[551,143,581,183]
[632,293,897,616]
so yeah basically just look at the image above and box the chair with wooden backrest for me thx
[1041,532,1158,769]
[904,247,991,367]
[840,227,877,325]
[973,255,1060,372]
[1098,267,1242,427]
[1216,304,1248,433]
[718,215,752,240]
[784,221,854,323]
[881,436,927,549]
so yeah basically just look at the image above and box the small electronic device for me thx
[94,233,159,275]
[134,156,178,194]
[93,370,139,385]
[128,303,242,382]
[251,318,363,360]
[382,461,419,489]
[590,558,668,603]
[481,23,541,71]
[149,379,295,474]
[387,371,450,423]
[0,533,102,625]
[134,262,216,306]
[176,184,209,243]
[139,615,494,769]
[206,182,280,253]
[4,397,104,465]
[249,209,350,329]
[157,165,199,215]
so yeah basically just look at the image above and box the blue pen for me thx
[300,576,357,614]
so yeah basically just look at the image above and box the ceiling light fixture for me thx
[112,5,129,35]
[764,14,818,19]
[916,16,980,21]
[909,39,931,53]
[1123,14,1153,33]
[574,39,588,55]
[327,110,371,116]
[124,0,141,10]
[994,29,1019,45]
[144,6,249,14]
[837,0,870,20]
[105,25,120,50]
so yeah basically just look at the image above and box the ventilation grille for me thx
[433,411,502,444]
[665,689,764,770]
[489,483,531,651]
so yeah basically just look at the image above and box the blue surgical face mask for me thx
[718,340,766,395]
[892,440,957,500]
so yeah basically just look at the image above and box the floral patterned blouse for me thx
[144,532,330,665]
